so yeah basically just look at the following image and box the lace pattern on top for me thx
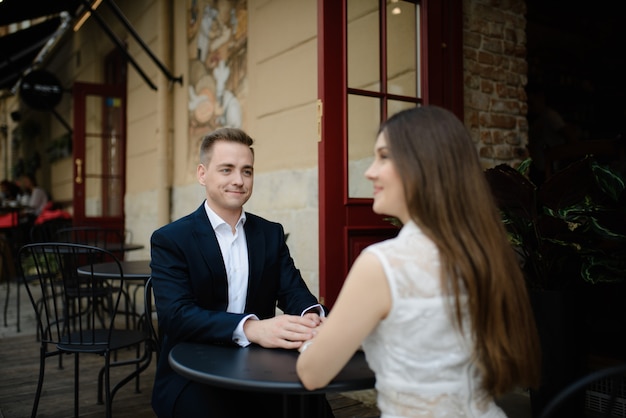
[361,221,505,418]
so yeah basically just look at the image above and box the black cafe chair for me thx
[143,276,161,358]
[56,226,127,257]
[538,362,626,418]
[4,218,75,333]
[29,217,73,243]
[1,235,18,328]
[17,242,153,418]
[56,225,140,327]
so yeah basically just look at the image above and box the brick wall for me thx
[463,0,528,168]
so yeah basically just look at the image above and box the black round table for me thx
[168,342,375,417]
[77,259,150,279]
[95,242,145,254]
[77,259,151,330]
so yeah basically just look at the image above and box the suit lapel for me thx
[244,215,265,303]
[191,205,229,307]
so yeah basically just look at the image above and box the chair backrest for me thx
[17,242,125,348]
[56,226,125,247]
[56,226,126,259]
[538,363,626,418]
[29,218,73,243]
[0,235,16,282]
[144,276,161,356]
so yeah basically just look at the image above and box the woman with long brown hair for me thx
[297,105,541,417]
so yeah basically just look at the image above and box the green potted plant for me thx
[485,156,626,416]
[485,157,626,290]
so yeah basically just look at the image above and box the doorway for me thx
[71,81,126,231]
[317,0,463,307]
[71,48,127,231]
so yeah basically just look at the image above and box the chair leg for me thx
[3,278,9,327]
[16,279,20,332]
[98,362,105,404]
[109,344,153,401]
[104,352,112,418]
[57,328,64,369]
[74,352,79,418]
[99,343,153,403]
[31,345,47,418]
[135,344,141,393]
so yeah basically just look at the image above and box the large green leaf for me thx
[485,156,626,289]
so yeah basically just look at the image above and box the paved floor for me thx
[1,281,531,417]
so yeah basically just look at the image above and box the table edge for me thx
[168,342,376,395]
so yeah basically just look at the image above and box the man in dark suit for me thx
[150,127,331,417]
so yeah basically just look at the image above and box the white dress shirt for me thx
[203,201,323,347]
[206,206,249,313]
[204,202,256,346]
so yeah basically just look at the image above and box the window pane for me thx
[105,178,123,216]
[348,95,380,198]
[348,0,380,91]
[83,94,124,217]
[85,177,102,217]
[84,95,102,217]
[387,1,418,97]
[388,100,418,119]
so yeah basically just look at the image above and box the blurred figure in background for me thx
[18,173,49,219]
[1,179,21,203]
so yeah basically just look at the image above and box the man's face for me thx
[197,140,254,219]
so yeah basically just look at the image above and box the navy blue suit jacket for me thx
[149,204,321,417]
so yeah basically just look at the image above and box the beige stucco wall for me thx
[160,0,321,291]
[39,0,171,260]
[122,0,321,293]
[2,0,530,297]
[22,0,321,277]
[126,0,531,295]
[0,96,20,181]
[244,0,320,290]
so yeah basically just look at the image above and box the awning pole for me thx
[80,0,158,91]
[102,0,183,87]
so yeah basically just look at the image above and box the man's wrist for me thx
[235,314,258,346]
[301,303,324,317]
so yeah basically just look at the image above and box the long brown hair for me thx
[380,105,541,396]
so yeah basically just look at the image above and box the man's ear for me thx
[197,164,206,185]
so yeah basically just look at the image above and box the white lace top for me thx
[361,221,506,418]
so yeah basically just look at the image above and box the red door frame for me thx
[317,0,463,307]
[72,81,127,231]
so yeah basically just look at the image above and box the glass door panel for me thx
[83,94,124,218]
[347,0,380,90]
[72,81,126,230]
[388,99,417,119]
[387,1,419,97]
[347,0,421,199]
[348,95,380,198]
[319,0,463,307]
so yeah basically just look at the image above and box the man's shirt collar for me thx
[203,200,247,231]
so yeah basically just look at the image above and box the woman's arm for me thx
[296,251,391,390]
